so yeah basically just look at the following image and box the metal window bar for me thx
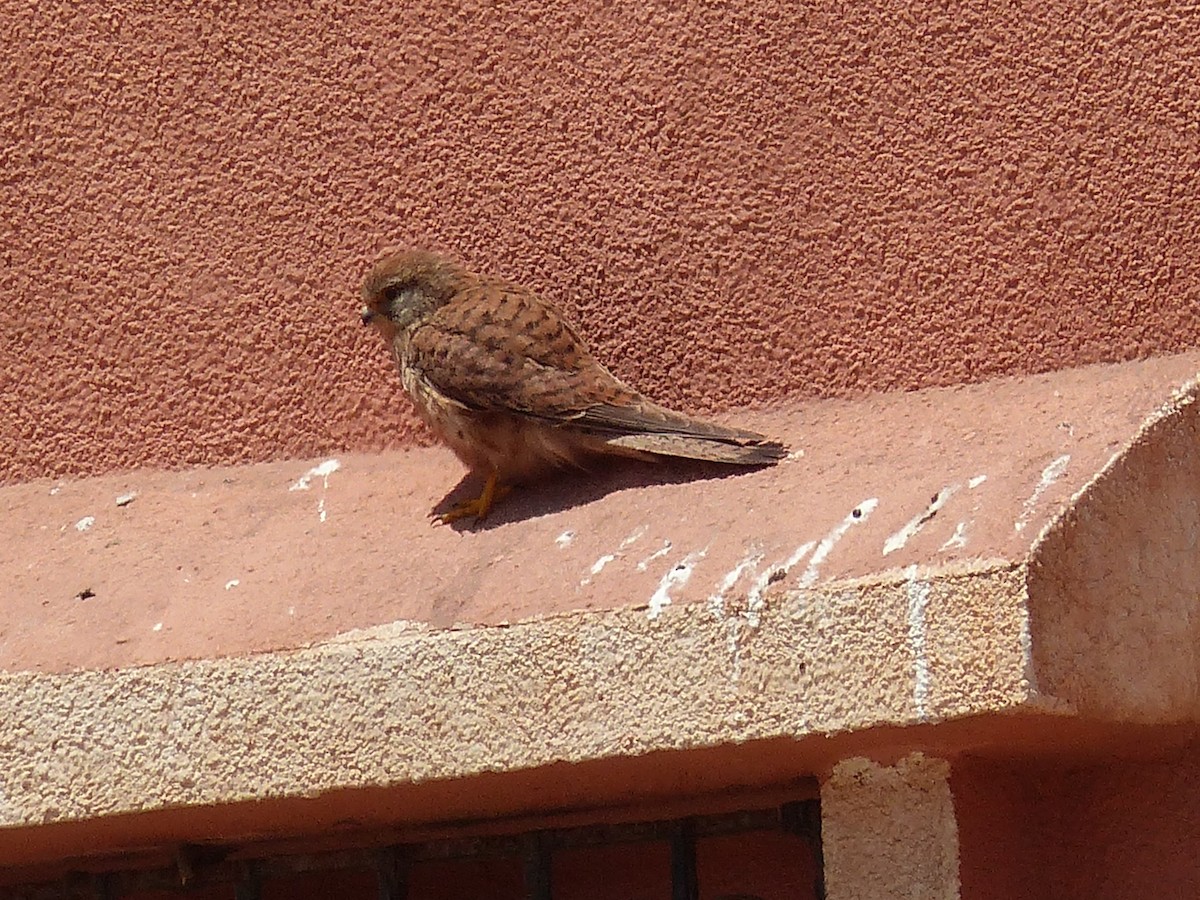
[781,800,825,900]
[3,798,821,900]
[233,862,260,900]
[374,847,408,900]
[670,821,699,900]
[522,834,552,900]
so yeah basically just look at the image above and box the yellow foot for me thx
[436,472,512,525]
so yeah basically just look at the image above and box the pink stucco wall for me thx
[955,741,1200,900]
[5,2,1199,482]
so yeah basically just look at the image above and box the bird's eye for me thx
[382,283,406,305]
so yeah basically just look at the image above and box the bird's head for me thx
[360,250,467,338]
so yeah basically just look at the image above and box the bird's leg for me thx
[437,470,512,524]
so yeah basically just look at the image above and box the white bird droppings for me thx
[579,527,648,585]
[707,550,764,617]
[555,530,576,548]
[804,497,879,583]
[619,526,647,549]
[290,459,341,522]
[746,542,814,627]
[905,565,932,722]
[1014,454,1070,533]
[939,522,969,551]
[74,516,95,532]
[588,554,616,576]
[224,579,240,590]
[636,540,673,572]
[648,549,707,620]
[290,459,341,492]
[883,488,957,557]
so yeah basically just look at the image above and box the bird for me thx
[360,250,787,523]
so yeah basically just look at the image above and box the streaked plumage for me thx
[360,250,785,521]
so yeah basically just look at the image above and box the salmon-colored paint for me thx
[4,3,1200,484]
[5,353,1194,674]
[955,743,1200,900]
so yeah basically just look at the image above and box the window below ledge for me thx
[12,791,823,900]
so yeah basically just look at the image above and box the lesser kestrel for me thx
[360,250,785,522]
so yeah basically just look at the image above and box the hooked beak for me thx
[360,307,375,326]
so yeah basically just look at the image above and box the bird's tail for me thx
[605,431,787,464]
[576,401,787,466]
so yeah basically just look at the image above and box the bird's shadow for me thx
[432,460,771,532]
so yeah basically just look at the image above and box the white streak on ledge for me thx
[1014,454,1070,533]
[707,550,764,617]
[1019,604,1037,692]
[648,548,707,620]
[883,487,958,556]
[620,526,647,549]
[803,497,879,584]
[588,554,616,576]
[290,459,341,523]
[968,474,988,489]
[637,540,673,572]
[555,530,575,548]
[906,565,931,722]
[719,499,876,682]
[290,459,341,492]
[735,497,880,632]
[746,542,814,628]
[939,522,969,551]
[580,527,646,585]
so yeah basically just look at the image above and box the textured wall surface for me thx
[822,755,960,900]
[4,2,1200,482]
[1029,369,1200,723]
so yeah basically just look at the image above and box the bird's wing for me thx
[406,280,774,447]
[405,281,634,419]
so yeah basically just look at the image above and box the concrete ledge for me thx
[3,352,1200,864]
[1029,368,1200,721]
[3,352,1197,676]
[0,561,1028,827]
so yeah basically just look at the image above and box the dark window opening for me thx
[7,795,822,900]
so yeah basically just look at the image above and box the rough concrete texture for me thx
[822,754,960,900]
[5,3,1200,484]
[1028,370,1200,722]
[4,352,1197,675]
[0,562,1031,838]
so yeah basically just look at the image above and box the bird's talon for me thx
[434,475,511,525]
[436,498,489,525]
